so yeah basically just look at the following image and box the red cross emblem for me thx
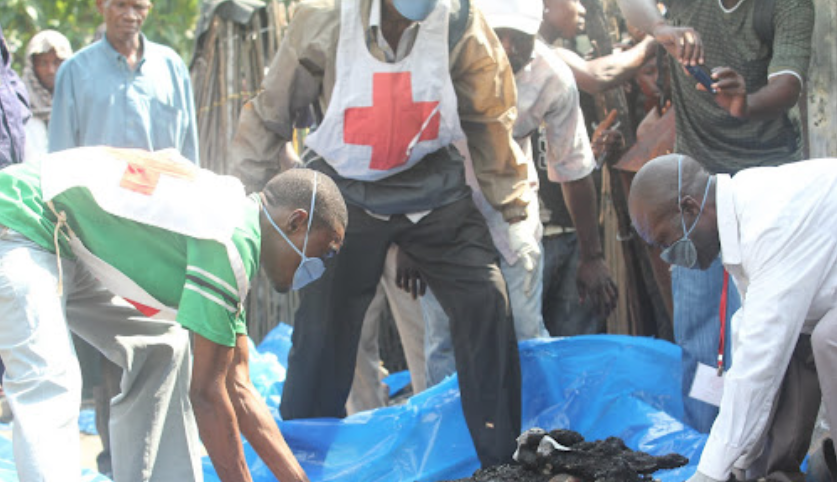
[115,148,197,196]
[344,72,441,171]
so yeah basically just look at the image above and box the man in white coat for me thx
[629,154,837,482]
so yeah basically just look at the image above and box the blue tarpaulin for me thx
[0,324,707,481]
[204,326,707,481]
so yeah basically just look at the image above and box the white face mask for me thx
[261,172,326,290]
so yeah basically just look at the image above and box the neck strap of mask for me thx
[678,155,713,237]
[301,172,319,259]
[260,171,319,258]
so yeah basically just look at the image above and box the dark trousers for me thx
[280,197,522,467]
[744,335,821,481]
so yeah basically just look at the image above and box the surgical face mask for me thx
[261,173,325,290]
[660,156,713,269]
[393,0,439,21]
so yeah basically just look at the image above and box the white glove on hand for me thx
[508,220,541,296]
[686,471,725,482]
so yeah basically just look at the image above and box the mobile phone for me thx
[685,64,716,94]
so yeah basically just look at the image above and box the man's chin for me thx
[273,281,291,293]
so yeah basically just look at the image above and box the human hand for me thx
[700,67,748,118]
[395,247,426,299]
[651,23,703,66]
[591,128,625,167]
[508,221,541,296]
[576,256,617,317]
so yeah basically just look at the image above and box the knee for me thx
[144,326,192,367]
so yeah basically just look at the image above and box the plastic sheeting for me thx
[204,326,708,482]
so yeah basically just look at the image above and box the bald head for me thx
[629,154,721,270]
[629,154,709,237]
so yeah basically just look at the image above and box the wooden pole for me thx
[807,0,837,158]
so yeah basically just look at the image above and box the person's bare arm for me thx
[703,68,801,120]
[616,0,704,66]
[191,334,253,482]
[225,335,309,482]
[555,37,657,94]
[562,175,618,317]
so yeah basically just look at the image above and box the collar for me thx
[102,33,148,71]
[716,173,742,266]
[718,0,746,13]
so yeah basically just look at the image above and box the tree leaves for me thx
[1,0,199,71]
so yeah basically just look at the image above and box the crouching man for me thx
[629,154,837,482]
[0,146,346,481]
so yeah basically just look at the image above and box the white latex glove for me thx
[686,471,725,482]
[508,220,541,296]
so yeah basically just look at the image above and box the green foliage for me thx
[1,0,199,72]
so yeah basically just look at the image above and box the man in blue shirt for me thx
[0,24,31,169]
[49,0,198,163]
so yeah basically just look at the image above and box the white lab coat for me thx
[699,159,837,480]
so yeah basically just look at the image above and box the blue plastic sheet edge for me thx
[203,326,708,482]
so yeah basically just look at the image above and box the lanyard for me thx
[717,269,730,376]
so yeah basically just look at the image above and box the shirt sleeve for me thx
[48,61,79,153]
[767,0,814,80]
[449,5,530,221]
[542,55,595,183]
[177,58,200,166]
[176,237,248,347]
[698,229,833,480]
[228,1,333,193]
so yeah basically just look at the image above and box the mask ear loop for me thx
[300,172,319,261]
[678,155,713,238]
[260,196,302,256]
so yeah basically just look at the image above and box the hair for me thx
[262,169,348,232]
[629,154,712,227]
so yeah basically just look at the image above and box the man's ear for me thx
[96,0,107,15]
[286,209,310,233]
[680,195,701,218]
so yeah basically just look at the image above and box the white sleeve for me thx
[543,60,595,184]
[698,231,833,480]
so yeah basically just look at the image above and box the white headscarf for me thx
[22,30,72,123]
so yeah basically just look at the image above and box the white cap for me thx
[475,0,542,35]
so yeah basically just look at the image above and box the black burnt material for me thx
[447,427,688,482]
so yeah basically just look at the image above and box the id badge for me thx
[688,362,724,407]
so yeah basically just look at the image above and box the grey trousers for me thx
[0,230,201,482]
[347,245,427,414]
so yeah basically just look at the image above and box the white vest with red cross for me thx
[304,0,465,182]
[39,146,250,319]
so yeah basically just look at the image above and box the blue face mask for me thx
[393,0,439,21]
[660,156,713,269]
[261,172,326,290]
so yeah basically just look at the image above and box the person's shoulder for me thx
[532,41,577,88]
[59,40,105,70]
[293,0,340,24]
[143,38,185,63]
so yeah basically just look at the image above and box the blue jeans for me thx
[541,233,604,337]
[672,257,740,433]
